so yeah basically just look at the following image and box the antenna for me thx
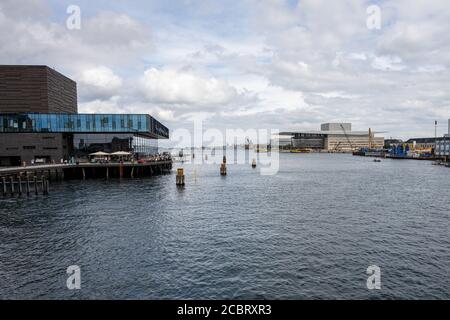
[435,120,438,139]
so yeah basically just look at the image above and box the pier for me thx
[0,160,172,198]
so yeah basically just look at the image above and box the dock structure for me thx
[1,173,49,197]
[0,161,172,198]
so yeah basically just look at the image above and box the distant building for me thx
[0,65,169,166]
[280,123,384,152]
[404,138,438,151]
[270,134,293,149]
[435,120,450,159]
[435,138,450,158]
[384,139,403,149]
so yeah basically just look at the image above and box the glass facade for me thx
[0,113,169,139]
[73,133,158,158]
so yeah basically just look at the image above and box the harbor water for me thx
[0,152,449,299]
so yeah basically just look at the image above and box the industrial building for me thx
[278,123,384,152]
[435,119,450,159]
[404,138,438,151]
[0,65,169,166]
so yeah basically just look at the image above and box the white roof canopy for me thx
[110,151,132,156]
[89,151,110,156]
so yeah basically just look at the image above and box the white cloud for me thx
[371,55,406,71]
[77,66,123,101]
[139,67,238,107]
[79,96,124,114]
[81,12,151,50]
[2,0,450,139]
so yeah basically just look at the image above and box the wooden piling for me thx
[10,176,15,196]
[2,177,6,197]
[18,176,23,196]
[26,175,30,196]
[43,178,49,195]
[220,163,227,176]
[34,176,38,195]
[106,167,109,180]
[176,168,185,186]
[82,168,86,180]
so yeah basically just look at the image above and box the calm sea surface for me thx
[0,152,449,299]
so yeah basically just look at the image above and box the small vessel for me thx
[290,149,312,153]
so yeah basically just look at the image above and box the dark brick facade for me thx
[0,133,73,165]
[0,65,77,114]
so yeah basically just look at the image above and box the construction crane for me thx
[333,141,342,152]
[340,124,354,151]
[368,128,374,150]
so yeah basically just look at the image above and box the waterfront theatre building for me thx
[0,65,169,166]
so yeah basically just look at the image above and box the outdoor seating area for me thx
[88,151,172,164]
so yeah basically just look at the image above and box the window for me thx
[23,146,36,150]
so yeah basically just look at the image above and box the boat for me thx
[290,149,312,153]
[353,148,386,158]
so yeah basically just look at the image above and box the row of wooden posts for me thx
[176,156,258,186]
[1,174,49,197]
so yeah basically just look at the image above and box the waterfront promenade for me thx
[0,160,173,180]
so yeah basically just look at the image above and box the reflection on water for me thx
[0,153,449,299]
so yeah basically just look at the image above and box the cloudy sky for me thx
[1,0,450,142]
